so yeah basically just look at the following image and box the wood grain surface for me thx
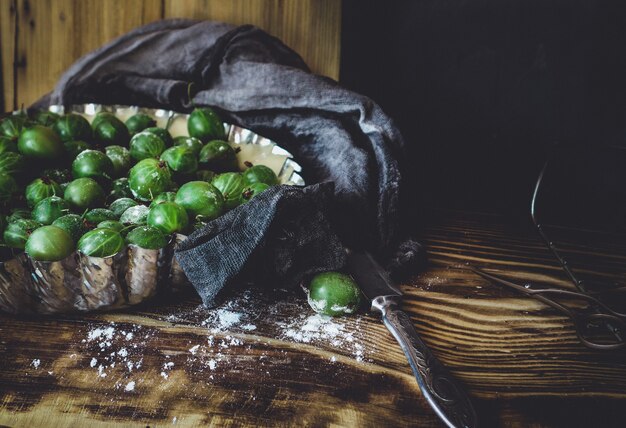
[1,209,625,427]
[0,0,341,111]
[163,0,341,79]
[0,0,17,110]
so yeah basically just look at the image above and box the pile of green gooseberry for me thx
[0,107,279,262]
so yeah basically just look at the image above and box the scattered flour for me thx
[201,309,243,332]
[278,314,368,362]
[74,287,369,397]
[87,326,115,342]
[31,359,40,368]
[241,324,257,331]
[83,323,149,381]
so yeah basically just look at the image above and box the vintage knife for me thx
[347,250,477,428]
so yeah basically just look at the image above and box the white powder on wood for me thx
[87,326,115,342]
[71,287,369,396]
[278,314,369,362]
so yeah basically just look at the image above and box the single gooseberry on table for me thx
[307,272,362,317]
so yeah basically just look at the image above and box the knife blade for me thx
[347,250,477,428]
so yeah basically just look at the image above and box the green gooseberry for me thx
[0,152,26,175]
[64,177,105,210]
[149,191,176,207]
[173,136,203,156]
[125,225,167,250]
[307,272,362,317]
[53,113,92,142]
[160,146,198,174]
[242,164,278,186]
[240,182,270,204]
[25,177,63,208]
[187,107,226,142]
[32,196,71,225]
[77,228,125,258]
[109,197,138,217]
[175,181,224,221]
[125,113,156,135]
[0,115,28,139]
[84,208,118,223]
[72,149,114,182]
[129,131,166,161]
[198,140,238,172]
[212,172,245,210]
[105,145,132,177]
[92,113,130,146]
[119,205,150,226]
[53,214,91,242]
[7,209,31,223]
[4,219,42,249]
[97,220,126,235]
[142,127,173,147]
[25,225,75,261]
[147,201,189,234]
[128,158,173,201]
[17,125,64,160]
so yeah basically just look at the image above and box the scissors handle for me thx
[469,266,625,350]
[574,312,625,350]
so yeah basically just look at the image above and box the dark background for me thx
[340,0,626,218]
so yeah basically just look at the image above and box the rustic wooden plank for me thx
[0,289,435,427]
[0,0,17,111]
[163,0,342,79]
[410,210,626,400]
[12,0,162,108]
[1,209,625,427]
[3,0,340,111]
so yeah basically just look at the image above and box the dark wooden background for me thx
[0,0,341,110]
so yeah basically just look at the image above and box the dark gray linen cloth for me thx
[34,19,425,306]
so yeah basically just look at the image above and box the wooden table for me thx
[1,210,625,427]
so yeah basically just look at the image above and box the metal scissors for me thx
[469,266,626,350]
[526,148,626,349]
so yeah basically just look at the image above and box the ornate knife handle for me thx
[372,296,477,428]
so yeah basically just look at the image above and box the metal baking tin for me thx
[0,104,304,314]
